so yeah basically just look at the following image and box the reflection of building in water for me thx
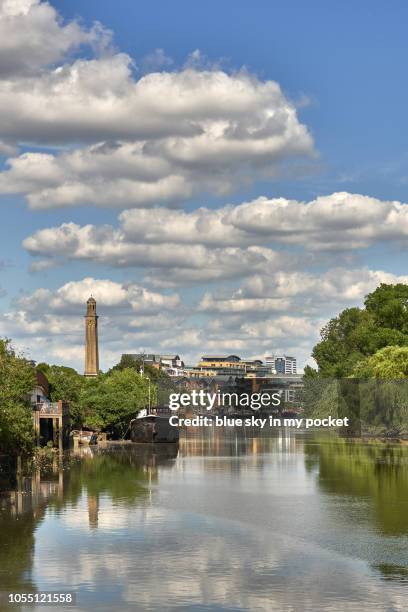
[178,427,302,476]
[88,494,99,529]
[0,459,68,595]
[180,426,303,458]
[0,457,65,518]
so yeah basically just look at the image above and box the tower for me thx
[84,296,99,377]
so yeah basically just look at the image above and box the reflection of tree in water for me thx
[374,563,408,582]
[304,435,408,536]
[0,506,40,594]
[49,444,178,515]
[0,444,179,592]
[0,461,54,595]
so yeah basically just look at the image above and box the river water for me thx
[0,427,408,611]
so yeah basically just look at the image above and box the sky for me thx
[0,0,408,371]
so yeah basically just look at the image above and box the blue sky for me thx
[0,0,407,370]
[52,0,408,197]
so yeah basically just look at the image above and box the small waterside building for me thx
[31,371,70,450]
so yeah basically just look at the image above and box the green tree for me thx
[311,286,408,377]
[108,354,179,405]
[36,363,84,426]
[0,339,36,455]
[79,368,153,437]
[303,365,319,378]
[302,377,339,418]
[306,283,408,434]
[109,354,169,383]
[365,283,408,332]
[352,346,408,378]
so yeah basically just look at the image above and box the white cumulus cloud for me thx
[21,192,408,287]
[0,0,111,77]
[0,0,315,207]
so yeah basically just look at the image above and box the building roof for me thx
[123,353,181,362]
[123,353,156,360]
[201,355,241,362]
[240,359,263,365]
[35,370,49,396]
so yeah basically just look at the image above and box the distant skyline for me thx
[1,0,408,371]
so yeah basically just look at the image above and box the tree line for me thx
[0,347,176,456]
[303,283,408,435]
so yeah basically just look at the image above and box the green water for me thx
[0,428,407,611]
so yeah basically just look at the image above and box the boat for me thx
[129,410,179,443]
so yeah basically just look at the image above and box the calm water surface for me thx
[1,427,408,611]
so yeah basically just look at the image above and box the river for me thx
[0,427,407,611]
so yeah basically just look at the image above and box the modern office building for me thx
[265,355,297,375]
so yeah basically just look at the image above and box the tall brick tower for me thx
[84,296,99,377]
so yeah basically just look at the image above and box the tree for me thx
[306,284,408,434]
[108,354,169,383]
[352,346,408,378]
[350,346,408,435]
[365,283,408,333]
[37,363,84,427]
[311,286,408,377]
[108,354,179,405]
[0,339,36,455]
[79,369,153,437]
[303,365,319,378]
